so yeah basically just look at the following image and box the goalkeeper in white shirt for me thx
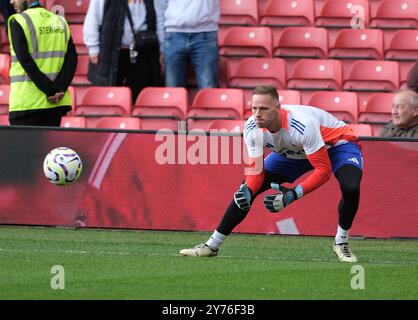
[180,86,363,262]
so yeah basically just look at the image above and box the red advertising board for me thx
[0,127,417,239]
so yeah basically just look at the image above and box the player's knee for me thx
[341,182,360,199]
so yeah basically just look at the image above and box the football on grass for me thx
[43,147,82,186]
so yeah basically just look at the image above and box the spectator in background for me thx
[8,0,77,126]
[159,0,220,89]
[407,60,418,94]
[84,0,164,102]
[380,90,418,138]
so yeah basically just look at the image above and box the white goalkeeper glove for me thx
[263,183,303,213]
[234,183,252,210]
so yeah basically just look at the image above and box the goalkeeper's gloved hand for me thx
[234,183,252,210]
[263,183,303,213]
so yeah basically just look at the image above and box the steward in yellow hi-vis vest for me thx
[7,0,77,126]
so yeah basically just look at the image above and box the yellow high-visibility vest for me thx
[8,7,72,112]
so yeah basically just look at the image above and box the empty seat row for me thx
[205,119,376,137]
[5,48,409,93]
[219,27,418,60]
[61,116,141,130]
[0,85,396,131]
[0,112,142,130]
[58,116,377,137]
[227,57,410,95]
[67,86,396,129]
[220,0,418,29]
[0,85,242,130]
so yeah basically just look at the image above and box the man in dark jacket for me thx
[380,90,418,138]
[83,0,164,102]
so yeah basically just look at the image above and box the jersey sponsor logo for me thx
[290,118,306,135]
[275,147,306,157]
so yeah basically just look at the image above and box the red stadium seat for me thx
[0,25,10,53]
[75,86,132,127]
[315,0,370,28]
[273,27,328,59]
[227,57,287,89]
[46,0,90,24]
[219,26,272,58]
[328,29,384,60]
[287,59,343,90]
[188,88,244,131]
[358,92,394,123]
[0,84,9,115]
[259,0,314,27]
[343,60,400,92]
[348,124,373,136]
[69,24,88,55]
[400,61,416,89]
[0,53,10,84]
[219,0,259,26]
[94,116,141,130]
[370,0,418,29]
[278,90,302,105]
[358,92,395,136]
[0,114,8,125]
[133,87,188,131]
[72,54,91,85]
[61,116,87,128]
[307,91,358,123]
[208,119,245,132]
[67,85,77,115]
[384,30,418,61]
[76,86,132,115]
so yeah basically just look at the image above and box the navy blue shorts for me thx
[264,142,363,182]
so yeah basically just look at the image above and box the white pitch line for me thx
[0,247,178,257]
[0,247,417,265]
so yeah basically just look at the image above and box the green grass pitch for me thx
[0,226,417,300]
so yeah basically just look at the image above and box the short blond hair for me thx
[252,86,279,100]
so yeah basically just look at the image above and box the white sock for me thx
[335,225,349,244]
[205,230,227,250]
